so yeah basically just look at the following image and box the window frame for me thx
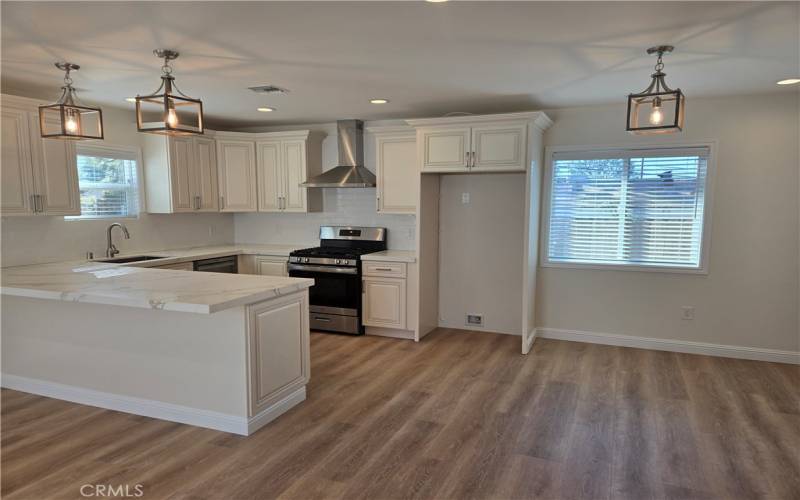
[65,143,145,221]
[540,141,717,275]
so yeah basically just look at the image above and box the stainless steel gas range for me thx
[288,226,386,335]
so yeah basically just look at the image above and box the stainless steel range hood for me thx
[301,119,376,188]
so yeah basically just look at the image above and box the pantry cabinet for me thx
[368,127,418,214]
[142,133,219,213]
[255,132,322,213]
[1,95,79,216]
[217,138,258,212]
[409,115,529,173]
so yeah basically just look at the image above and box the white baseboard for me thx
[247,386,306,434]
[1,374,307,435]
[534,327,800,365]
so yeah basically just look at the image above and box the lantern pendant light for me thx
[626,45,685,135]
[39,62,104,140]
[135,49,204,135]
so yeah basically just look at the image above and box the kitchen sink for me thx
[95,255,168,264]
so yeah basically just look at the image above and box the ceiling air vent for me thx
[248,85,290,95]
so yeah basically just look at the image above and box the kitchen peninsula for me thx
[1,258,313,435]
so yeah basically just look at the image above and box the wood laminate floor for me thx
[2,329,799,500]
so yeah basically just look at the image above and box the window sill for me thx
[540,260,708,275]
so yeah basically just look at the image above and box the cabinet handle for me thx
[35,194,43,213]
[470,151,475,169]
[376,195,380,212]
[465,151,470,168]
[220,195,224,209]
[30,195,37,213]
[374,267,393,271]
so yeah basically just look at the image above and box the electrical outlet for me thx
[681,306,695,320]
[461,192,470,204]
[466,313,483,327]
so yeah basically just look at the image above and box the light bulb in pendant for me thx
[166,108,179,127]
[64,108,81,134]
[649,97,664,125]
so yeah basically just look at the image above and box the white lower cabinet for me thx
[255,256,289,277]
[363,277,407,329]
[247,292,310,416]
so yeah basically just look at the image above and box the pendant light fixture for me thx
[135,49,204,135]
[626,45,685,135]
[39,62,104,140]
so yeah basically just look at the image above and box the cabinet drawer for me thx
[153,261,194,271]
[363,261,406,278]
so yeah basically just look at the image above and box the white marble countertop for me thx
[1,258,313,314]
[360,250,417,263]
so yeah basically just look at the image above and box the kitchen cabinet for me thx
[256,132,322,213]
[368,127,418,214]
[362,261,408,330]
[142,134,219,213]
[1,95,79,216]
[409,116,529,173]
[217,139,258,212]
[255,256,289,277]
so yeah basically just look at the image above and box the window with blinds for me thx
[544,146,711,270]
[69,145,140,219]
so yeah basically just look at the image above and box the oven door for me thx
[288,264,362,334]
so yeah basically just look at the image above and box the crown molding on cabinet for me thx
[405,111,553,132]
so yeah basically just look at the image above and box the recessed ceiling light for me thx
[257,107,275,112]
[426,0,449,3]
[369,98,389,104]
[125,97,136,102]
[776,78,800,85]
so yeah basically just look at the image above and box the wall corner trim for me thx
[533,328,800,365]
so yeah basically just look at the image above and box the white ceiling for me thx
[2,1,798,127]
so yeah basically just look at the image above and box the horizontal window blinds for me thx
[73,146,139,219]
[547,147,709,269]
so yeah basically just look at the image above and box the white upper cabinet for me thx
[1,107,35,215]
[193,136,219,212]
[1,95,80,216]
[256,140,282,212]
[253,131,322,213]
[418,127,471,172]
[142,133,220,213]
[217,139,257,212]
[407,113,551,174]
[470,122,527,171]
[368,127,418,214]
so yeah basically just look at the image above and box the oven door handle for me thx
[288,263,358,275]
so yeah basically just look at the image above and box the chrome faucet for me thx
[106,223,130,258]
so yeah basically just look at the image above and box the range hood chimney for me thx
[301,120,376,188]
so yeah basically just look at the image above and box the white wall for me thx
[438,173,525,335]
[1,104,234,267]
[232,121,416,250]
[537,92,799,352]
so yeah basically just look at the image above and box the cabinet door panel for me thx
[247,294,309,416]
[256,141,282,212]
[471,123,527,171]
[194,137,219,211]
[217,140,257,212]
[420,127,470,172]
[34,114,80,215]
[256,257,288,277]
[363,277,406,329]
[168,136,195,212]
[282,140,307,212]
[377,135,417,214]
[1,108,34,215]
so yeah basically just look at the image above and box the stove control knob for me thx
[303,257,310,263]
[335,259,342,265]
